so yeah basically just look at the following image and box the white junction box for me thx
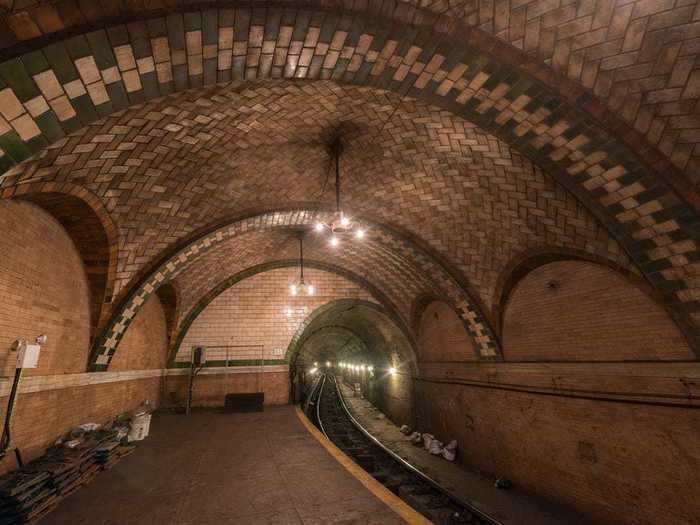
[17,343,40,369]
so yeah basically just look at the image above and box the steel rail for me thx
[323,373,503,525]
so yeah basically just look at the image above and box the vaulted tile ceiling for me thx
[0,1,695,367]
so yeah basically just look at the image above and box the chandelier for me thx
[289,233,314,297]
[314,138,365,247]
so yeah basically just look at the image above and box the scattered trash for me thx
[494,478,513,489]
[400,424,412,435]
[77,423,101,432]
[422,433,435,450]
[442,440,457,461]
[428,439,444,455]
[409,432,423,446]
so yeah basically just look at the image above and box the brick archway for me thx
[90,209,499,371]
[166,259,404,365]
[0,3,695,354]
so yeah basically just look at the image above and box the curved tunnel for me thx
[289,299,416,424]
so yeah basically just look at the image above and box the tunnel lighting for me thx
[368,366,374,372]
[360,364,366,371]
[290,284,298,296]
[310,367,318,374]
[314,361,318,366]
[306,284,315,296]
[340,215,350,227]
[355,229,365,239]
[330,236,339,247]
[285,307,293,317]
[389,367,397,375]
[326,361,331,367]
[315,222,324,232]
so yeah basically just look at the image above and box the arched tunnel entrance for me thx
[288,299,417,427]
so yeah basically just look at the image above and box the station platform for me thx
[44,406,408,524]
[42,400,591,525]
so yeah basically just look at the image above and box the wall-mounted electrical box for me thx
[16,344,40,369]
[192,346,206,366]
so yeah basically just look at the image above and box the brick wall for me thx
[163,370,289,408]
[110,294,168,371]
[0,200,167,473]
[413,260,698,524]
[176,267,375,362]
[502,260,693,361]
[414,380,700,525]
[0,200,90,376]
[0,377,161,475]
[417,301,478,363]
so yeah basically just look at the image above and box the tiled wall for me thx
[413,260,699,524]
[176,267,376,363]
[0,199,90,377]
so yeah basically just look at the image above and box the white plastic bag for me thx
[429,439,444,455]
[422,433,435,450]
[442,440,458,461]
[410,432,423,445]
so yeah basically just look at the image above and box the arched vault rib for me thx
[0,5,694,351]
[91,210,498,371]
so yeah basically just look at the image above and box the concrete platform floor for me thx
[45,406,405,525]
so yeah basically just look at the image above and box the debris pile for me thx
[0,407,149,524]
[401,426,458,462]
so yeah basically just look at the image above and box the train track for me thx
[307,374,501,525]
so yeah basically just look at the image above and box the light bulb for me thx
[340,215,350,227]
[368,366,374,372]
[355,229,365,239]
[330,236,339,247]
[315,222,324,232]
[389,367,397,375]
[285,307,292,317]
[290,284,298,296]
[306,284,315,295]
[314,361,318,366]
[326,361,331,367]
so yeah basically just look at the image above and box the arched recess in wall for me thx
[11,187,118,345]
[499,255,694,362]
[415,299,479,363]
[0,3,695,356]
[0,199,91,375]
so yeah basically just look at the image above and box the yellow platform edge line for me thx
[294,405,433,525]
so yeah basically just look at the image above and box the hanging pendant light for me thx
[290,233,314,296]
[314,138,366,246]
